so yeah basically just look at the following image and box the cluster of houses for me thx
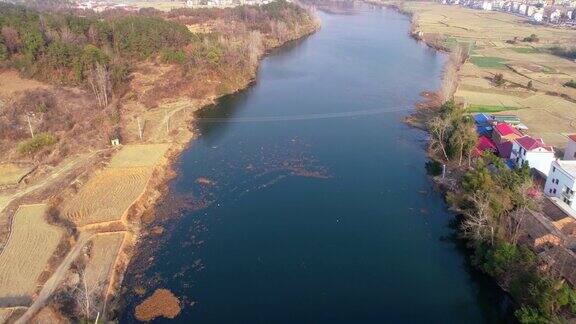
[473,113,576,285]
[441,0,576,25]
[185,0,276,8]
[73,0,139,12]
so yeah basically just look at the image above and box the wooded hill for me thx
[0,1,317,161]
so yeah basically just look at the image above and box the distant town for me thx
[441,0,576,26]
[71,0,279,11]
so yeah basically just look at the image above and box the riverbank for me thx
[117,5,512,323]
[0,3,319,322]
[378,2,576,322]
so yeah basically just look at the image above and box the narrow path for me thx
[0,152,98,215]
[15,233,92,324]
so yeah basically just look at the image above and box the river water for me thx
[121,5,511,323]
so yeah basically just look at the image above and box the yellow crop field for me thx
[0,163,33,187]
[61,168,152,226]
[0,204,64,303]
[85,232,125,296]
[129,1,187,11]
[455,89,524,107]
[109,144,170,168]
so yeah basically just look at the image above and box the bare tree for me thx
[247,31,263,67]
[88,63,110,108]
[461,193,494,243]
[428,116,451,160]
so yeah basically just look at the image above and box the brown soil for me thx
[134,289,181,322]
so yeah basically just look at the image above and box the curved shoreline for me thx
[107,22,321,320]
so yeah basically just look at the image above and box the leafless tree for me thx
[247,31,263,67]
[461,193,494,243]
[71,267,106,321]
[428,116,451,160]
[88,63,110,108]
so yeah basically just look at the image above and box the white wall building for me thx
[482,0,493,10]
[545,160,576,208]
[550,9,562,23]
[519,3,527,14]
[563,135,576,160]
[533,9,545,22]
[510,136,555,176]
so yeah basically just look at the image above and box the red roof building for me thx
[473,135,498,157]
[497,140,514,159]
[492,123,523,144]
[515,136,553,153]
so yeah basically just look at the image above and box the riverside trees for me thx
[427,100,576,322]
[428,100,477,166]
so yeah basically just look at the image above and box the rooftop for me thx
[515,135,554,152]
[568,134,576,142]
[543,197,576,222]
[473,113,492,125]
[494,123,522,137]
[556,160,576,178]
[497,140,513,158]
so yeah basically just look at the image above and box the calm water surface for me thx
[122,6,511,323]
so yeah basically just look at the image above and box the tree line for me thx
[427,101,576,322]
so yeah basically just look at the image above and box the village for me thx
[471,112,576,286]
[70,0,279,11]
[441,0,576,26]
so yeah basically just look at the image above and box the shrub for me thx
[425,160,443,176]
[523,34,539,43]
[18,132,57,154]
[564,80,576,89]
[160,49,186,64]
[493,73,505,86]
[549,46,576,60]
[515,306,548,324]
[0,42,7,61]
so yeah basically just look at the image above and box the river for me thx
[121,5,512,323]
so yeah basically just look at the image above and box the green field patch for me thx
[444,37,475,54]
[540,65,556,74]
[467,104,522,113]
[470,56,507,69]
[511,47,538,54]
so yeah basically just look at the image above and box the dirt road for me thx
[15,233,92,324]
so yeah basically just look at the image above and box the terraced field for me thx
[61,168,153,226]
[85,232,125,299]
[109,144,170,168]
[0,204,63,305]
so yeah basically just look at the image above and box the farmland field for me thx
[0,163,33,187]
[61,167,153,226]
[455,89,524,107]
[85,232,125,298]
[467,104,521,113]
[470,56,507,69]
[127,1,186,11]
[0,204,64,305]
[109,144,170,168]
[404,1,576,147]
